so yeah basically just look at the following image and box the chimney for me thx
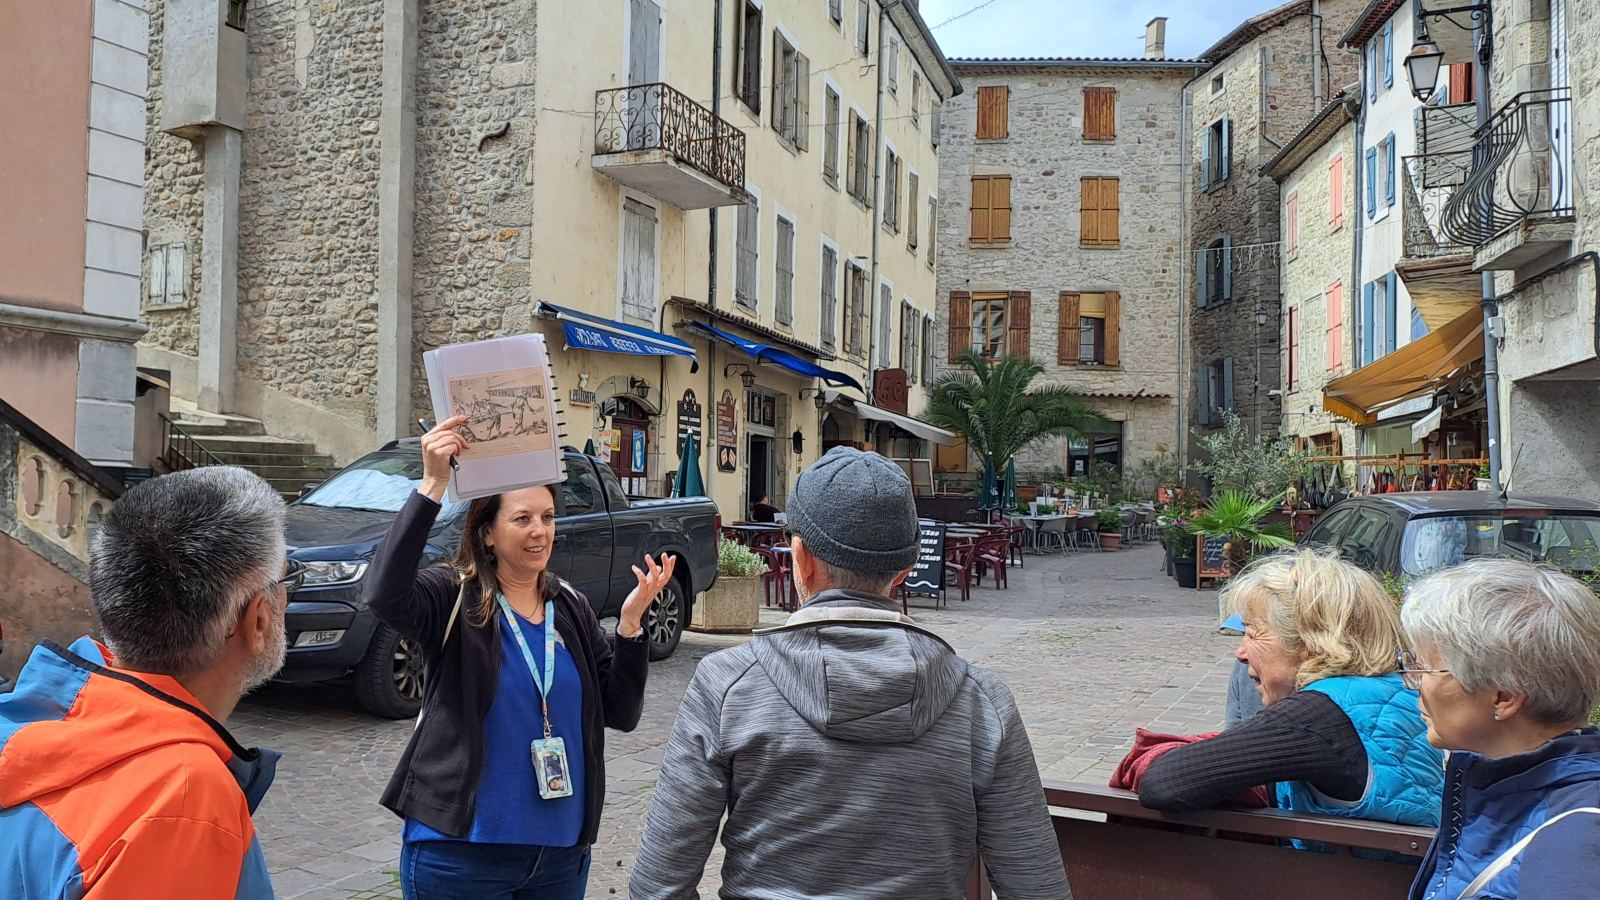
[1144,17,1168,59]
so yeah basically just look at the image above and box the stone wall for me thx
[140,0,205,358]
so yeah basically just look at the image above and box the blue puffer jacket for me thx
[1408,728,1600,900]
[1276,674,1443,829]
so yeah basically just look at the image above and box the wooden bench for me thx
[969,781,1435,900]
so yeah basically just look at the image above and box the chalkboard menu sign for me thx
[1197,534,1228,588]
[903,521,948,598]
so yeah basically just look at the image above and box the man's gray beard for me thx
[241,616,288,694]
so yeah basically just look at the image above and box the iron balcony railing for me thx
[160,414,225,472]
[594,82,746,195]
[1402,153,1475,258]
[1439,88,1574,247]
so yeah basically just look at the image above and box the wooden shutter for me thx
[1197,362,1212,426]
[772,31,786,135]
[1222,357,1235,411]
[1195,248,1207,307]
[846,116,859,195]
[1326,281,1343,372]
[991,175,1011,242]
[795,53,810,151]
[970,175,991,243]
[1200,125,1212,190]
[1007,291,1031,360]
[1080,178,1099,245]
[977,85,1008,139]
[1083,87,1115,140]
[908,171,919,248]
[1219,116,1231,180]
[1220,236,1233,300]
[1058,291,1080,366]
[863,123,874,208]
[948,291,971,362]
[1103,291,1121,367]
[1286,192,1298,257]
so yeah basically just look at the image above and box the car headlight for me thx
[300,560,369,587]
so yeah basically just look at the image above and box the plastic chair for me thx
[973,534,1010,590]
[1038,517,1068,554]
[1005,524,1026,568]
[943,539,977,603]
[755,548,796,611]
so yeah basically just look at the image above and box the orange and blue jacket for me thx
[0,636,278,899]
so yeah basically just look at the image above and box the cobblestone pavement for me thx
[230,543,1239,899]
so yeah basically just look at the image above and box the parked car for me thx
[277,440,719,718]
[1299,491,1600,581]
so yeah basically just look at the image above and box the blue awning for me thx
[683,321,864,391]
[536,302,699,371]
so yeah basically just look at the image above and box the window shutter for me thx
[1195,248,1208,307]
[1286,193,1298,257]
[1197,362,1212,426]
[949,291,971,362]
[165,244,185,305]
[1368,42,1378,102]
[1058,291,1081,366]
[1386,271,1399,353]
[1080,178,1098,244]
[992,175,1011,242]
[1220,116,1231,180]
[148,246,167,305]
[846,117,859,195]
[1385,133,1397,205]
[864,124,874,208]
[1329,154,1343,225]
[1103,178,1119,244]
[1366,147,1378,217]
[931,102,941,146]
[977,86,1008,139]
[1007,291,1031,359]
[1383,22,1394,87]
[928,196,937,262]
[795,53,810,151]
[1326,281,1343,372]
[1084,87,1115,140]
[1103,291,1121,367]
[1221,236,1233,300]
[1200,126,1212,191]
[772,31,785,133]
[829,0,841,24]
[1362,281,1375,364]
[970,176,991,243]
[1222,357,1235,411]
[908,172,919,247]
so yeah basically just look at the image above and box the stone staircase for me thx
[168,400,345,501]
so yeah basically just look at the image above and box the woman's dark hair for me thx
[453,484,561,627]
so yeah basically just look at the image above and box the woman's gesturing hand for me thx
[419,415,468,502]
[619,554,678,641]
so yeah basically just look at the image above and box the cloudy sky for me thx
[917,0,1290,61]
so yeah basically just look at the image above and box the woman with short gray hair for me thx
[1400,558,1600,900]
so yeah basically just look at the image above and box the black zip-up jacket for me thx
[365,490,649,843]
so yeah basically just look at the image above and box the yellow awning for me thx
[1322,308,1484,425]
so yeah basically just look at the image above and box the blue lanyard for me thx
[496,592,556,739]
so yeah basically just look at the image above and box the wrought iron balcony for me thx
[593,83,748,210]
[1438,88,1574,248]
[1402,152,1475,259]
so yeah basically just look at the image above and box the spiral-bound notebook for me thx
[423,334,566,503]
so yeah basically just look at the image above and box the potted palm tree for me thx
[1187,491,1297,575]
[1096,508,1125,551]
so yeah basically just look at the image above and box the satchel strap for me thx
[1457,807,1600,899]
[441,581,465,646]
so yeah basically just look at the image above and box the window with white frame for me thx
[847,110,872,205]
[735,192,760,309]
[822,85,841,187]
[827,0,841,26]
[846,260,867,358]
[907,170,919,250]
[910,71,922,129]
[855,0,869,55]
[887,39,900,94]
[146,243,187,308]
[820,243,838,349]
[883,147,900,231]
[771,31,809,150]
[921,313,935,384]
[900,299,919,380]
[735,1,762,114]
[774,214,796,326]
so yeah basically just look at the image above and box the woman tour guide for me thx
[367,415,675,898]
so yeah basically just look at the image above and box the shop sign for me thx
[716,389,738,472]
[873,369,909,415]
[676,389,702,455]
[569,388,597,408]
[631,429,646,473]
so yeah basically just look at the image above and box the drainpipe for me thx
[866,0,902,407]
[1312,0,1324,108]
[707,0,723,460]
[1472,17,1504,487]
[1177,82,1191,470]
[1348,43,1366,453]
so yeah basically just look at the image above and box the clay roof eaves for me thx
[1198,0,1314,63]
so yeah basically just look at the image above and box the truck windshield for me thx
[300,455,429,513]
[1401,514,1600,576]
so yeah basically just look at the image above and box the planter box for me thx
[1174,556,1198,589]
[690,576,761,634]
[1099,532,1123,552]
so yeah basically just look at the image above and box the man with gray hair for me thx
[0,467,293,900]
[632,447,1070,899]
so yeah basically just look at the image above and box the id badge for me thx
[532,737,574,800]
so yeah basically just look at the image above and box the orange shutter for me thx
[991,175,1012,242]
[949,291,972,362]
[1007,291,1031,359]
[970,176,991,243]
[1080,178,1098,244]
[1058,292,1080,366]
[977,85,1008,139]
[1083,87,1115,140]
[1102,177,1119,245]
[1103,291,1121,367]
[1080,177,1118,246]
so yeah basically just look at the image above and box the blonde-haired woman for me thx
[1140,548,1443,830]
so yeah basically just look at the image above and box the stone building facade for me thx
[1184,0,1364,467]
[933,46,1208,480]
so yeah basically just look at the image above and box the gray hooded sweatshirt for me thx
[630,591,1071,900]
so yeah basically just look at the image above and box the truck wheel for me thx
[645,573,686,661]
[355,623,425,719]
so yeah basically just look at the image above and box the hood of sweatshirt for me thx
[0,637,278,812]
[748,590,968,744]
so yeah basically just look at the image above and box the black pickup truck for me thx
[277,441,719,717]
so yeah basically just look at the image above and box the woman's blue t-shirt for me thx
[404,607,587,847]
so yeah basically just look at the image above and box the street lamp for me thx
[1404,39,1445,102]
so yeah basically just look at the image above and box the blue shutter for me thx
[1383,22,1394,87]
[1362,281,1376,365]
[1220,116,1232,181]
[1368,42,1378,101]
[1222,357,1235,411]
[1197,362,1212,426]
[1411,307,1429,340]
[1386,133,1397,206]
[1386,271,1399,353]
[1201,124,1212,190]
[1195,248,1208,307]
[1366,147,1378,218]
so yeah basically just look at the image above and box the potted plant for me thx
[1187,490,1297,576]
[1097,508,1125,551]
[1474,463,1494,491]
[691,538,766,634]
[1035,500,1059,516]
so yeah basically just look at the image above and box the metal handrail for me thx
[594,82,747,194]
[1441,88,1574,246]
[1402,153,1475,258]
[160,414,226,471]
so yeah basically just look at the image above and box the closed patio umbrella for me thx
[670,432,706,498]
[977,455,1000,512]
[1001,457,1019,513]
[583,438,597,456]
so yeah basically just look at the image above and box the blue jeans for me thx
[402,841,591,900]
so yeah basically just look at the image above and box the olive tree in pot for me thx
[1096,508,1126,551]
[691,538,766,634]
[1186,491,1296,575]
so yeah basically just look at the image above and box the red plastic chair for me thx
[755,548,797,611]
[973,533,1010,590]
[943,539,978,603]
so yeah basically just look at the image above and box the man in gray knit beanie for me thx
[633,447,1071,900]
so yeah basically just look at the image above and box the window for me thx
[1411,306,1429,341]
[1381,20,1394,89]
[970,174,1011,244]
[620,197,659,321]
[921,313,935,384]
[900,300,917,378]
[971,293,1007,358]
[1210,73,1224,94]
[1079,177,1119,247]
[1287,305,1301,391]
[823,86,841,187]
[820,244,838,349]
[878,283,893,368]
[1447,62,1477,104]
[1367,39,1378,102]
[1202,116,1231,189]
[910,72,923,129]
[771,33,809,150]
[735,193,759,309]
[1384,132,1396,207]
[976,85,1008,139]
[1365,145,1377,217]
[774,215,795,326]
[847,111,872,204]
[846,261,867,358]
[1285,192,1299,259]
[1361,274,1396,365]
[887,39,900,94]
[1329,153,1344,227]
[1196,236,1232,306]
[907,171,919,249]
[146,243,187,308]
[926,195,937,265]
[855,0,870,55]
[1083,87,1115,141]
[1325,281,1344,373]
[930,101,941,147]
[883,148,900,231]
[828,0,842,26]
[1197,357,1235,426]
[1058,291,1120,367]
[735,1,762,114]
